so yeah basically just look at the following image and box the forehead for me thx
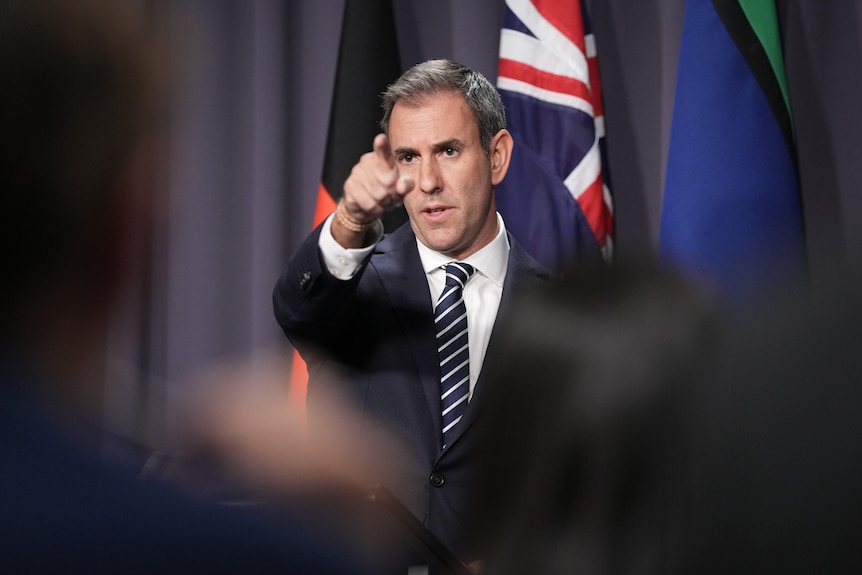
[389,91,478,146]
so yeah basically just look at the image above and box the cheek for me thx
[402,188,418,207]
[459,166,492,208]
[402,193,422,218]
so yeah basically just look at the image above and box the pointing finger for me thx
[396,174,414,197]
[373,133,396,169]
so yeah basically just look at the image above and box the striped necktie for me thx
[435,262,475,449]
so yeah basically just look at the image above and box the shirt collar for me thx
[416,212,509,287]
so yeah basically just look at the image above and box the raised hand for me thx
[333,133,414,247]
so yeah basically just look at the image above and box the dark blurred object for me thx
[173,350,471,574]
[477,259,718,574]
[0,1,365,572]
[358,484,472,575]
[0,0,161,312]
[479,258,862,574]
[678,268,862,574]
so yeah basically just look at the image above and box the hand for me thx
[173,349,410,498]
[335,134,414,245]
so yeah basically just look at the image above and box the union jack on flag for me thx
[495,0,613,272]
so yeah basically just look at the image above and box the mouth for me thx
[424,206,449,215]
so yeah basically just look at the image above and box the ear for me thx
[489,129,514,186]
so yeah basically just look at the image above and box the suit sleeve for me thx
[272,224,370,364]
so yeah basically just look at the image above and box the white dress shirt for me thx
[318,212,510,398]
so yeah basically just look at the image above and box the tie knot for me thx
[444,262,475,288]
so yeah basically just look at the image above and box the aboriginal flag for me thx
[290,0,403,406]
[312,0,404,231]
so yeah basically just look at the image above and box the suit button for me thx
[299,270,312,290]
[430,472,444,487]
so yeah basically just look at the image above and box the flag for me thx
[659,0,806,303]
[289,0,403,407]
[496,0,614,273]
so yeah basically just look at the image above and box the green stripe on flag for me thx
[712,0,796,155]
[738,0,792,120]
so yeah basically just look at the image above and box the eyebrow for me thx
[433,139,462,152]
[393,145,417,158]
[394,138,464,158]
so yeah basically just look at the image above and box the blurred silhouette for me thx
[677,268,862,574]
[476,260,718,574]
[173,350,441,574]
[478,259,862,574]
[0,1,366,572]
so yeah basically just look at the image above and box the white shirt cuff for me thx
[318,213,383,280]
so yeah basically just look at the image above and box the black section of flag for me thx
[711,0,796,168]
[321,0,407,231]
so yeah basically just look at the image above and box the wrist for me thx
[335,199,378,233]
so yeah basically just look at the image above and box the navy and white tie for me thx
[435,262,475,449]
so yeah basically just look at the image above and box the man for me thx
[0,1,363,572]
[273,59,552,561]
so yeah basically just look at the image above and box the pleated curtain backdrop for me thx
[104,0,862,448]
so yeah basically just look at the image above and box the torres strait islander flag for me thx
[496,0,614,273]
[289,0,403,407]
[659,0,806,304]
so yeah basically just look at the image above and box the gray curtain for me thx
[104,0,862,446]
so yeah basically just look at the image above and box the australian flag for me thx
[496,0,613,273]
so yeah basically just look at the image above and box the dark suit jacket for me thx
[273,221,552,561]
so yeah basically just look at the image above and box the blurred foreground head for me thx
[478,260,718,574]
[480,260,862,575]
[0,0,163,387]
[0,5,374,572]
[677,269,862,574]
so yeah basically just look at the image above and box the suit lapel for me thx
[370,225,444,441]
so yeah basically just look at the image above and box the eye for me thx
[399,153,415,164]
[443,147,457,157]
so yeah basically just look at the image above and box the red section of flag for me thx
[579,174,610,247]
[498,58,591,102]
[587,51,604,120]
[313,183,338,228]
[534,0,585,52]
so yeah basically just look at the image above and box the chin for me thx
[426,237,461,255]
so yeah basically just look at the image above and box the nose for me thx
[418,157,441,194]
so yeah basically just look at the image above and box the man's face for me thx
[390,91,504,260]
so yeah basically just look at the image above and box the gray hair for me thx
[380,59,506,154]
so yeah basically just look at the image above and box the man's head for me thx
[380,60,513,260]
[380,59,507,156]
